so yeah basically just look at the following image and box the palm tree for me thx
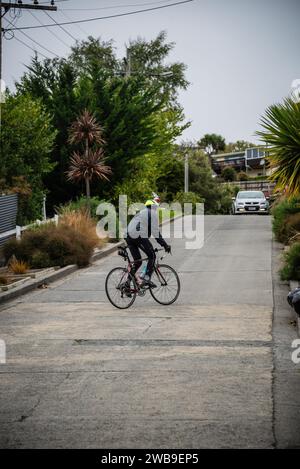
[69,109,105,149]
[67,148,112,203]
[67,110,112,210]
[256,98,300,198]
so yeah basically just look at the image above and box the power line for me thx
[4,17,59,57]
[4,0,195,31]
[59,9,89,37]
[29,10,71,48]
[44,10,77,42]
[13,34,48,60]
[0,1,58,82]
[61,0,175,12]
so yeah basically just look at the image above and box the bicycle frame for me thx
[117,246,168,293]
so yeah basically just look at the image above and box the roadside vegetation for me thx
[3,208,101,269]
[258,95,300,281]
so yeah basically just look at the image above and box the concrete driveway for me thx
[0,214,295,448]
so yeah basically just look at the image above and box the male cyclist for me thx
[125,193,171,288]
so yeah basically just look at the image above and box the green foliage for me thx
[1,93,57,224]
[159,208,176,223]
[187,150,231,214]
[59,196,105,219]
[271,197,300,243]
[284,213,300,243]
[174,191,204,214]
[225,140,255,152]
[221,166,237,182]
[280,242,300,281]
[30,251,52,269]
[3,224,94,268]
[232,184,241,196]
[257,97,300,198]
[16,33,189,210]
[198,134,226,155]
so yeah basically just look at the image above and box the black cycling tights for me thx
[126,236,156,277]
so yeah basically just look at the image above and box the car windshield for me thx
[237,191,264,199]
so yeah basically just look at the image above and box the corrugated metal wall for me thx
[0,194,18,249]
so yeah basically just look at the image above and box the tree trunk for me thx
[85,138,91,215]
[85,177,91,215]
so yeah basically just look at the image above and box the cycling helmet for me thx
[145,192,160,207]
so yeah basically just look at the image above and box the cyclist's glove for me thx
[165,244,171,253]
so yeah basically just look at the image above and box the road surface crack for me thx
[16,372,70,423]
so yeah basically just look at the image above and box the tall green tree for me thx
[0,93,57,223]
[15,32,189,208]
[198,133,226,156]
[17,58,80,209]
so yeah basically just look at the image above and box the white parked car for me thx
[232,191,269,214]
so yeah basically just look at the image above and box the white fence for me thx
[0,215,59,245]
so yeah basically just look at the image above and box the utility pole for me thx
[125,46,131,78]
[0,1,57,83]
[184,152,189,193]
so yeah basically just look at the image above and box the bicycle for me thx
[105,245,180,309]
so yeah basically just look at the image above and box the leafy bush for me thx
[221,166,237,182]
[280,242,300,281]
[159,209,176,223]
[217,184,236,214]
[59,197,105,220]
[174,191,204,214]
[30,251,52,269]
[232,185,241,196]
[271,196,300,243]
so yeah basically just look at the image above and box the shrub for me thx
[174,191,204,214]
[3,238,26,262]
[271,196,300,243]
[233,185,240,196]
[59,197,105,220]
[221,166,237,182]
[58,206,101,249]
[285,213,300,244]
[30,251,52,269]
[8,259,29,274]
[238,171,248,181]
[3,222,95,268]
[159,209,176,223]
[280,242,300,281]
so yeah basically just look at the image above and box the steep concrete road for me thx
[0,215,286,448]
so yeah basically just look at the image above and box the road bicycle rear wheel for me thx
[150,264,180,305]
[105,267,136,309]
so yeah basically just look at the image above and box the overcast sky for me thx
[3,0,300,144]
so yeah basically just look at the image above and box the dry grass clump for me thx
[8,258,29,274]
[58,206,103,249]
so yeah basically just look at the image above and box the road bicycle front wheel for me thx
[150,264,180,305]
[105,267,136,309]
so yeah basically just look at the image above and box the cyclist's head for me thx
[145,192,160,208]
